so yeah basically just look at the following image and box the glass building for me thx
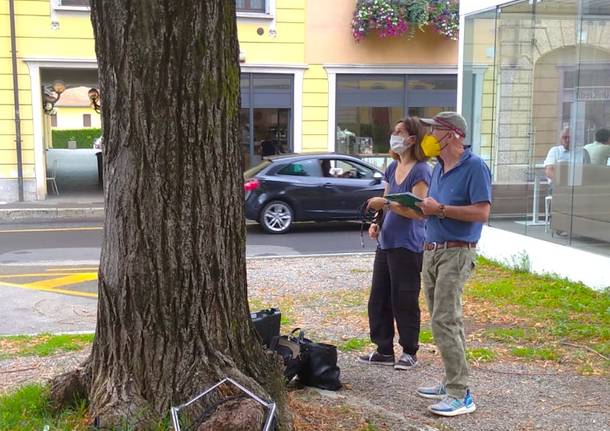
[461,0,610,264]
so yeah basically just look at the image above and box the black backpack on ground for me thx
[251,308,281,347]
[271,328,342,391]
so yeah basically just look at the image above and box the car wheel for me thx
[260,200,294,234]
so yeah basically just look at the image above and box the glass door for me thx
[492,1,537,235]
[240,73,293,169]
[252,108,291,165]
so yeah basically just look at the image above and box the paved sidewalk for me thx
[0,194,104,224]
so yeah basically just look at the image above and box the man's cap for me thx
[420,112,467,138]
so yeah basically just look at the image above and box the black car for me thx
[244,153,385,233]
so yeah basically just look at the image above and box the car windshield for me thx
[244,160,272,179]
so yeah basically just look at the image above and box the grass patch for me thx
[468,258,609,371]
[484,327,533,343]
[0,384,89,430]
[338,337,370,352]
[419,329,434,344]
[467,348,495,362]
[511,346,561,361]
[280,313,293,326]
[349,268,371,274]
[0,333,94,360]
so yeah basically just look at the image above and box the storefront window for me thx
[462,0,610,257]
[336,74,457,157]
[240,74,293,169]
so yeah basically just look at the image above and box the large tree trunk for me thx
[69,1,288,428]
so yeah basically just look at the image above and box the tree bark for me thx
[61,1,289,428]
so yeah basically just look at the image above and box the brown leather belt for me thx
[424,241,477,251]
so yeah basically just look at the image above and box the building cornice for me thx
[323,64,458,74]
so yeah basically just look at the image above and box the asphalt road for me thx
[0,221,377,263]
[0,220,377,335]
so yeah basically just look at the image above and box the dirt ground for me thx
[1,255,608,430]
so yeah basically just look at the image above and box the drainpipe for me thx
[9,0,24,201]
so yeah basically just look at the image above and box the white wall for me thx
[54,107,101,129]
[478,226,610,291]
[461,0,508,16]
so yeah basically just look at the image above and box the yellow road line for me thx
[0,227,103,234]
[0,280,98,299]
[46,267,98,272]
[0,273,93,278]
[28,273,98,289]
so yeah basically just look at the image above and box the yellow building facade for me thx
[1,0,457,202]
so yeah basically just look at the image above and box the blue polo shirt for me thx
[425,150,492,243]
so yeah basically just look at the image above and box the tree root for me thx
[49,363,91,412]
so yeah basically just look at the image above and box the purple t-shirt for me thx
[379,160,431,252]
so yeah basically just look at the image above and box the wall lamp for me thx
[88,87,101,113]
[42,80,66,115]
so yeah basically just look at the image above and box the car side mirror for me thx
[371,171,383,184]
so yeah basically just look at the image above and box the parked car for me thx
[244,153,385,233]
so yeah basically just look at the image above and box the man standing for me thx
[584,128,610,165]
[416,112,491,417]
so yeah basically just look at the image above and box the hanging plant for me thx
[403,0,429,30]
[351,0,459,42]
[428,0,459,40]
[351,0,409,42]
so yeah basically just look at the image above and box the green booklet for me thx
[385,192,423,210]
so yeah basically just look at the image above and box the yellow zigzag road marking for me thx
[0,280,98,299]
[0,273,92,278]
[27,273,98,289]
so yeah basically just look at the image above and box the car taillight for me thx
[244,178,260,192]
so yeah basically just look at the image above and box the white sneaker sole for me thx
[428,403,476,417]
[416,390,446,399]
[394,362,418,370]
[357,357,395,366]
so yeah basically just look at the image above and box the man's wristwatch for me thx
[437,204,447,219]
[383,199,391,209]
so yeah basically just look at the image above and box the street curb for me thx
[0,209,264,225]
[0,207,105,224]
[248,252,374,260]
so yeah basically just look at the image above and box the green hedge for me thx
[51,128,101,149]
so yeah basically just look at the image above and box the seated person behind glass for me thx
[261,134,279,157]
[544,128,590,183]
[584,128,610,165]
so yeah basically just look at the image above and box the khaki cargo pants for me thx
[422,247,476,399]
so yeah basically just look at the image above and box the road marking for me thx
[0,227,103,234]
[46,267,98,272]
[27,273,98,289]
[0,280,97,299]
[0,273,92,278]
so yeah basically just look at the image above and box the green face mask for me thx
[421,132,452,157]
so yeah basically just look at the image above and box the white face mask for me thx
[390,134,412,154]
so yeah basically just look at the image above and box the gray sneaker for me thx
[416,383,447,399]
[394,353,417,370]
[428,390,476,417]
[358,351,395,366]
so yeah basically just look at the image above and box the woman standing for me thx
[359,117,431,370]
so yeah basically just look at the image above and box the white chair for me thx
[544,195,552,233]
[46,159,59,195]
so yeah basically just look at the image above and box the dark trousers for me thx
[96,153,103,188]
[369,247,422,356]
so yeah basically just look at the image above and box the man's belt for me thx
[424,241,477,251]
